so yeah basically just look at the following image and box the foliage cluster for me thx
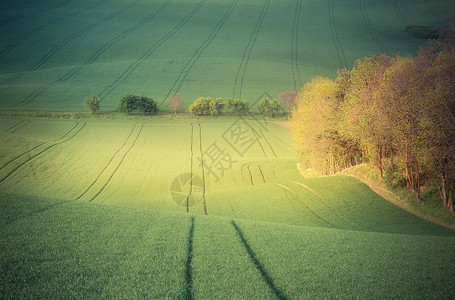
[118,94,158,115]
[85,96,100,114]
[257,98,282,117]
[292,40,455,211]
[189,97,249,116]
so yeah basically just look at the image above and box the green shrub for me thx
[85,96,100,114]
[118,94,158,115]
[189,97,223,116]
[257,98,282,117]
[225,98,249,116]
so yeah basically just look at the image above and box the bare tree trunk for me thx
[449,181,454,213]
[439,173,448,208]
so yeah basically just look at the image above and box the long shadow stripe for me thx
[99,0,207,102]
[232,221,289,300]
[184,216,195,300]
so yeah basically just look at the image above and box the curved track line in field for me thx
[293,181,360,227]
[232,221,289,300]
[74,124,138,201]
[161,0,239,106]
[247,163,254,185]
[0,122,86,184]
[98,0,206,102]
[20,0,172,105]
[291,0,303,91]
[258,164,266,184]
[9,120,31,133]
[88,124,144,202]
[391,0,407,26]
[0,0,108,61]
[258,128,277,158]
[423,0,445,26]
[251,127,268,159]
[277,183,335,227]
[329,0,347,69]
[187,123,195,212]
[184,216,195,300]
[198,123,208,215]
[233,0,271,99]
[5,120,29,133]
[360,0,389,55]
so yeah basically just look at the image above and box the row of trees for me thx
[187,93,298,117]
[292,40,455,211]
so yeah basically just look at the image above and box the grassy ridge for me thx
[1,117,455,298]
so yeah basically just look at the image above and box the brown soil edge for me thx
[274,121,291,131]
[338,169,455,231]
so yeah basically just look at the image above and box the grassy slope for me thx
[1,117,455,298]
[1,0,454,111]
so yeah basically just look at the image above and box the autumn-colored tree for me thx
[278,91,298,118]
[168,93,185,114]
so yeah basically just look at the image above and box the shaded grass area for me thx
[1,191,454,299]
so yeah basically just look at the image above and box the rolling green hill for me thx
[1,117,454,298]
[1,0,454,111]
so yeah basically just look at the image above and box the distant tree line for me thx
[292,38,455,211]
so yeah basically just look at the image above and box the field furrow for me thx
[0,122,86,184]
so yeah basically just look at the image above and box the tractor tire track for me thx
[198,123,207,215]
[98,0,207,102]
[74,124,138,201]
[360,0,389,55]
[184,216,195,300]
[88,124,144,202]
[291,0,303,91]
[329,0,347,69]
[277,183,336,228]
[391,0,406,26]
[187,123,195,212]
[4,120,29,133]
[258,128,277,158]
[247,163,254,186]
[0,0,109,61]
[161,0,239,106]
[232,221,289,300]
[258,164,266,184]
[294,181,362,228]
[9,120,31,133]
[20,0,172,105]
[233,0,271,99]
[0,122,86,184]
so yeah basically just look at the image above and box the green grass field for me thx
[2,0,455,298]
[1,117,454,298]
[1,0,454,111]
